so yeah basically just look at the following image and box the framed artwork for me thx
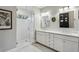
[0,9,12,30]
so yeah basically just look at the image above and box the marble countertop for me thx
[36,29,79,38]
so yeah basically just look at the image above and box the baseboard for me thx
[36,42,59,52]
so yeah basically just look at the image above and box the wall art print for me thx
[0,9,12,30]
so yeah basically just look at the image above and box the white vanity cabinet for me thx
[54,34,79,52]
[36,31,79,52]
[36,31,50,46]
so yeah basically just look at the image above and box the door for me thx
[16,11,35,46]
[36,32,45,43]
[16,17,31,45]
[43,32,50,46]
[36,31,50,47]
[63,40,78,52]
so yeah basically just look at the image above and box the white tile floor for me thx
[8,42,55,52]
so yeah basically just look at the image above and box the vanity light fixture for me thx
[59,8,63,12]
[64,7,69,10]
[64,6,74,10]
[69,6,74,9]
[59,6,72,11]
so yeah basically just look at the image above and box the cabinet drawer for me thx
[37,31,49,36]
[36,31,44,36]
[54,34,79,42]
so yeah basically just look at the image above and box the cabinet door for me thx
[63,40,78,52]
[54,38,63,51]
[49,33,54,48]
[36,32,44,43]
[36,31,50,46]
[43,32,50,46]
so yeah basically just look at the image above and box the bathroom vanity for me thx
[36,30,79,52]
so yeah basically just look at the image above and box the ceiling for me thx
[17,6,65,10]
[35,6,46,9]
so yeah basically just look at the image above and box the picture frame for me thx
[0,9,12,30]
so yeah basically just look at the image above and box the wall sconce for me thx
[59,6,74,12]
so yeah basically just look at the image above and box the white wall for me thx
[33,7,41,30]
[37,6,79,33]
[0,6,16,51]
